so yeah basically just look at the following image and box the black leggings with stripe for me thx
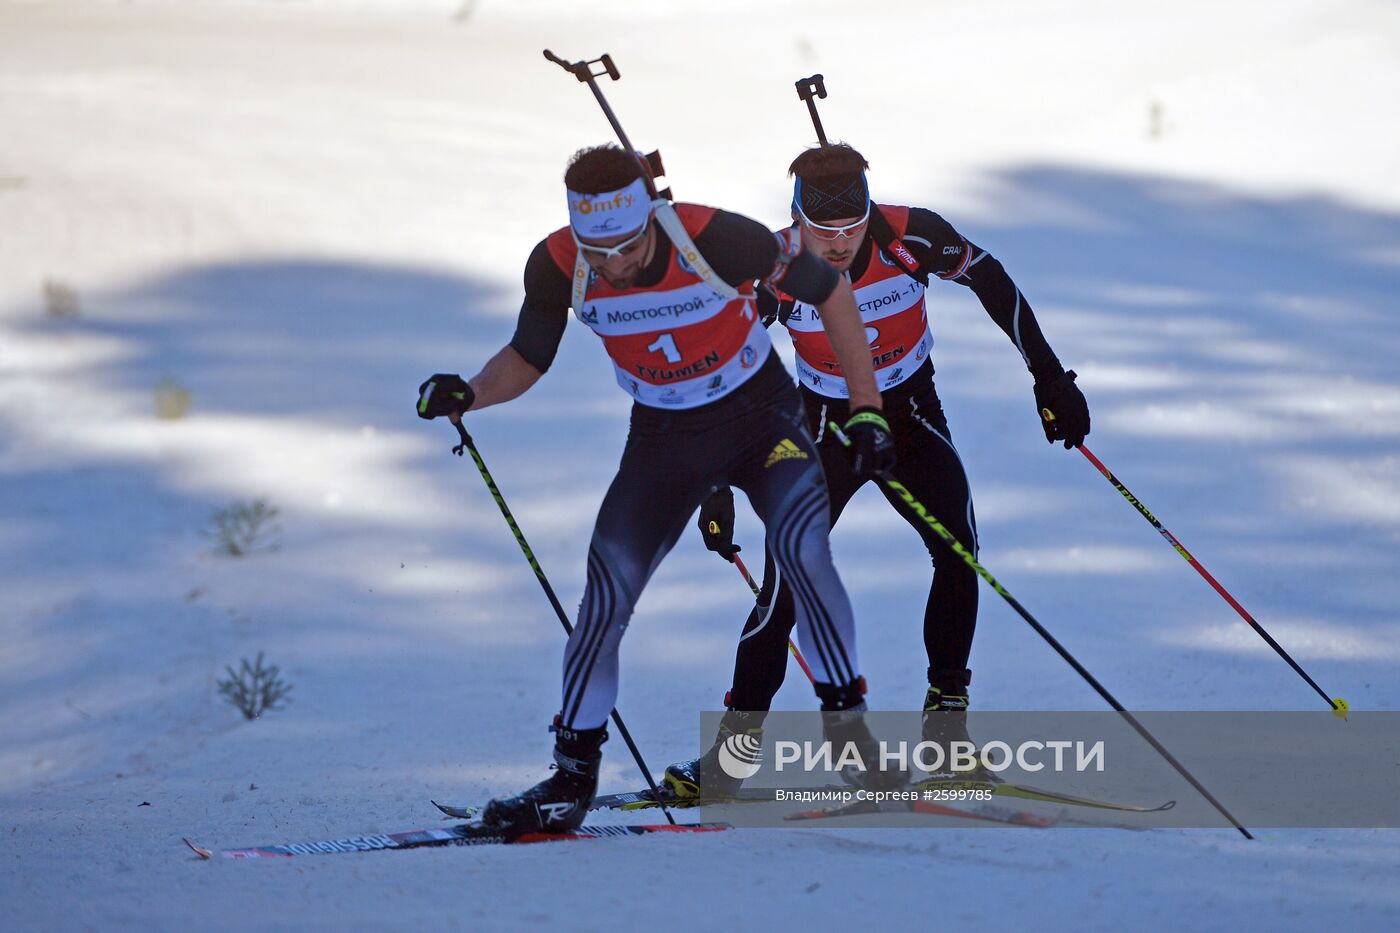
[727,363,980,711]
[560,352,860,729]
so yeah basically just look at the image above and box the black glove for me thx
[843,407,896,480]
[417,373,474,420]
[1034,369,1090,449]
[696,487,741,562]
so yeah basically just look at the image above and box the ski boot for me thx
[816,678,904,791]
[480,720,606,838]
[663,709,765,803]
[917,667,997,787]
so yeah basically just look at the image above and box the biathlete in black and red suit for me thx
[416,144,901,836]
[664,142,1091,798]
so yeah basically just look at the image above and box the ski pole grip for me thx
[451,419,472,457]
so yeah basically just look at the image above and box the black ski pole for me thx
[795,74,830,145]
[830,423,1254,839]
[447,418,675,824]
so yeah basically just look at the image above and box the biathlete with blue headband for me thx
[416,144,902,836]
[665,142,1092,799]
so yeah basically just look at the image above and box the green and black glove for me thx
[417,373,474,420]
[844,408,896,480]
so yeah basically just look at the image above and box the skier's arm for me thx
[813,276,882,412]
[461,239,571,412]
[903,209,1063,379]
[695,212,882,412]
[463,345,545,412]
[901,207,1086,445]
[954,243,1089,445]
[955,244,1063,382]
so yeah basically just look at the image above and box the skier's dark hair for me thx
[564,145,643,194]
[788,143,870,178]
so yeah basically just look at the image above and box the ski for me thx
[783,796,1058,828]
[433,788,779,819]
[432,779,1173,818]
[974,781,1172,813]
[183,821,728,860]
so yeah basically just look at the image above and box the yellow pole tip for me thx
[1332,697,1350,718]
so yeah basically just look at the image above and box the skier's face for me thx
[795,211,869,272]
[576,220,656,289]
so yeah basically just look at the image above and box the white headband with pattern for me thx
[567,177,652,239]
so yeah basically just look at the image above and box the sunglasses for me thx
[797,202,871,241]
[572,219,652,260]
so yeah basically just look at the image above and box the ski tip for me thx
[183,837,212,859]
[1332,697,1350,719]
[431,800,480,820]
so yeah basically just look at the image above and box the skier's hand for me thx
[843,408,896,480]
[697,487,741,562]
[417,373,474,420]
[1034,369,1089,449]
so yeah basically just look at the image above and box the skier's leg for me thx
[560,442,706,730]
[664,437,864,798]
[723,549,790,710]
[879,385,985,776]
[734,418,863,704]
[728,432,864,711]
[879,387,980,698]
[483,429,706,834]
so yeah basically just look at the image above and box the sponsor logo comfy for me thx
[569,191,636,215]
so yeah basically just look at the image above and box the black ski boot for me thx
[816,678,904,790]
[919,667,996,785]
[480,721,607,838]
[663,710,765,801]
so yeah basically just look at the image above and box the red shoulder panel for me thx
[673,202,718,238]
[544,227,577,276]
[875,203,911,238]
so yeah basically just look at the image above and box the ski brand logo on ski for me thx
[764,439,809,469]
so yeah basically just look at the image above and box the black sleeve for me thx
[897,207,974,281]
[508,239,571,374]
[692,210,840,306]
[692,210,780,285]
[891,208,1062,379]
[955,240,1064,382]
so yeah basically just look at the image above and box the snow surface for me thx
[2,0,1399,928]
